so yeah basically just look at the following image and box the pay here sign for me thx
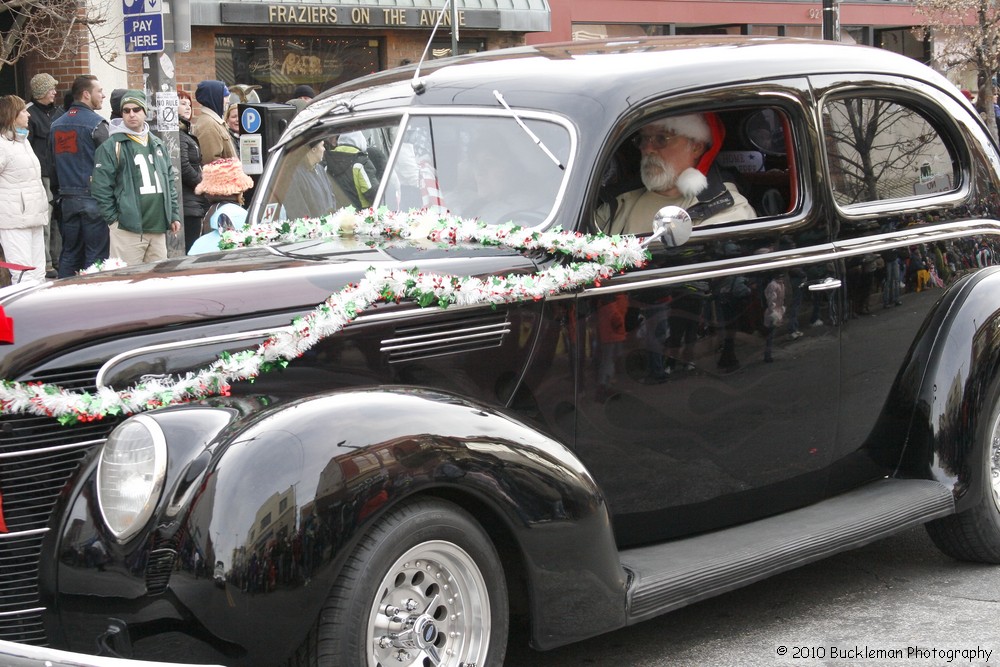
[123,0,164,53]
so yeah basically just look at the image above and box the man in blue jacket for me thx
[91,90,180,265]
[49,75,109,276]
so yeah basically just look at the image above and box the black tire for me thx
[925,396,1000,563]
[314,497,508,667]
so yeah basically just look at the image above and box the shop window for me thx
[675,25,747,36]
[215,35,382,103]
[822,96,956,207]
[876,28,930,63]
[429,39,486,59]
[571,24,670,41]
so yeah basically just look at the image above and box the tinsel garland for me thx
[78,257,128,274]
[0,208,648,425]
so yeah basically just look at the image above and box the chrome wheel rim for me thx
[992,411,1000,513]
[367,540,490,667]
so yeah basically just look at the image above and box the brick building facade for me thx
[15,0,547,107]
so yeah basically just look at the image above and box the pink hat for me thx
[196,158,254,196]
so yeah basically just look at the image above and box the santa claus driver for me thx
[600,112,756,234]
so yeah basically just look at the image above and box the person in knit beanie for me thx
[91,89,180,266]
[598,112,756,235]
[25,73,63,276]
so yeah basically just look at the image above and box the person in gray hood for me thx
[193,80,236,163]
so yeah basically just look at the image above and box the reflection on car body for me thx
[3,36,1000,667]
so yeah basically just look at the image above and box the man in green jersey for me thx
[92,90,180,265]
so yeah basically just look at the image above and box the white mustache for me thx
[640,154,677,192]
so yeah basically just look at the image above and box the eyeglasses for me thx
[121,107,143,115]
[631,130,684,150]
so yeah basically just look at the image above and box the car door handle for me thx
[808,277,842,291]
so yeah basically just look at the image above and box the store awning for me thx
[193,0,551,32]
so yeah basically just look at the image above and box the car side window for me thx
[594,105,799,235]
[822,96,957,207]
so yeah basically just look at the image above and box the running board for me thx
[621,478,954,624]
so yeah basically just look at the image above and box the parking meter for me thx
[237,102,297,176]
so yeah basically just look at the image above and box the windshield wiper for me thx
[492,89,565,171]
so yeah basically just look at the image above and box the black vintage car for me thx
[3,36,1000,667]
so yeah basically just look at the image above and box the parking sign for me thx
[123,0,163,54]
[122,0,160,15]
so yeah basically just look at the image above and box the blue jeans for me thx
[58,197,109,277]
[882,259,901,306]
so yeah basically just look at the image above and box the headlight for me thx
[97,415,167,542]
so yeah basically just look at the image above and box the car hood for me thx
[0,240,536,379]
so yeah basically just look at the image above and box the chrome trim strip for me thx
[809,278,842,291]
[833,219,1000,255]
[0,438,106,460]
[381,328,510,353]
[0,608,45,618]
[583,220,1000,297]
[96,328,286,389]
[0,638,226,667]
[0,527,48,540]
[385,343,504,364]
[371,113,411,207]
[386,321,510,343]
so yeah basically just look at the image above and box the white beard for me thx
[640,154,678,193]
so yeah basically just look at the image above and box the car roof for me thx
[315,35,957,114]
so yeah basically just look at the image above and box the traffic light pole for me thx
[141,0,187,256]
[822,0,840,42]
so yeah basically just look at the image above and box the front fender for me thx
[148,387,624,660]
[896,266,1000,510]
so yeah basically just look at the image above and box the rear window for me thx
[822,96,957,207]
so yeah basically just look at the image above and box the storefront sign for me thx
[219,3,501,29]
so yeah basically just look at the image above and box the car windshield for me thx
[255,113,572,228]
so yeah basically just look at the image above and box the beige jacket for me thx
[602,183,756,235]
[192,108,236,164]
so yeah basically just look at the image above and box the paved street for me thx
[504,525,1000,666]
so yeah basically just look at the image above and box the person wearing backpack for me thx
[91,90,179,265]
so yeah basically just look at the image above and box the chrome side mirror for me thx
[648,206,693,248]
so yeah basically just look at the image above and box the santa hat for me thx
[196,158,254,196]
[658,112,726,198]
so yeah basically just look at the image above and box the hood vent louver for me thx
[382,311,510,363]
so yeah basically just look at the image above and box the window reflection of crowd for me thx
[229,511,329,594]
[853,238,997,320]
[172,508,332,594]
[586,236,1000,394]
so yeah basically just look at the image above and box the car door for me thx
[569,92,847,547]
[810,75,980,494]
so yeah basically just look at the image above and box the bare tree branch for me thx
[913,0,1000,137]
[0,0,119,74]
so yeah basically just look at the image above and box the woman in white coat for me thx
[0,95,47,283]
